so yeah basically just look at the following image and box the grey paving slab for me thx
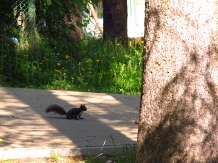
[0,87,140,159]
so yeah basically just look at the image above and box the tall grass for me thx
[0,35,143,95]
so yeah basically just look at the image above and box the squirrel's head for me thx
[80,104,87,111]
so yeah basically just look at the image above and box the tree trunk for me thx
[136,0,218,162]
[103,0,127,46]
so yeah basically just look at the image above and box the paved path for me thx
[0,87,140,159]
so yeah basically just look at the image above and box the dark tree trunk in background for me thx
[136,0,218,162]
[103,0,127,46]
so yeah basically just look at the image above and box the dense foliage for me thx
[0,0,142,95]
[35,0,89,45]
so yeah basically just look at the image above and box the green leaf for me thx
[47,0,52,5]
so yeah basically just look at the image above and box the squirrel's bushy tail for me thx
[45,104,67,115]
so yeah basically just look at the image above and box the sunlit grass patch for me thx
[0,36,143,95]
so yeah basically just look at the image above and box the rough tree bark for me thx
[103,0,127,46]
[136,0,218,162]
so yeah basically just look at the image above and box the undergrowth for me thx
[0,35,143,95]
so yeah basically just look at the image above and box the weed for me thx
[110,135,136,163]
[50,152,62,162]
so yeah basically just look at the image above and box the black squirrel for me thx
[45,104,87,120]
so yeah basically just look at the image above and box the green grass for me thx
[84,135,136,163]
[0,160,14,163]
[0,35,143,95]
[50,153,62,162]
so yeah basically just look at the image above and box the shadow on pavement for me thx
[0,87,140,152]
